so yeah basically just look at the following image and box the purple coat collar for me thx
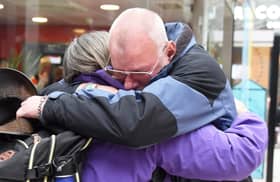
[73,69,124,89]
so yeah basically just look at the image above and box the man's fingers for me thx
[20,99,27,106]
[16,106,24,119]
[20,96,33,106]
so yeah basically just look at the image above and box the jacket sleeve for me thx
[156,112,268,181]
[41,50,236,148]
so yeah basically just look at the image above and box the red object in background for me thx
[30,76,38,85]
[0,25,108,59]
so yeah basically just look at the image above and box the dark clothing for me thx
[40,79,78,95]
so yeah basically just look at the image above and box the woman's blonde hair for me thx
[63,31,110,82]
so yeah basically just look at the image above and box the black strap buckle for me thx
[26,163,52,179]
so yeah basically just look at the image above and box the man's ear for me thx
[166,41,176,61]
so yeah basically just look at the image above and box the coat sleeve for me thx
[41,50,237,148]
[155,112,268,181]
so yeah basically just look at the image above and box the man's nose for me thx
[123,75,139,90]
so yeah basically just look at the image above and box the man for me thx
[17,8,267,181]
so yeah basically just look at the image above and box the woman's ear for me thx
[166,41,176,60]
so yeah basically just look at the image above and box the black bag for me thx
[0,68,92,181]
[0,130,92,182]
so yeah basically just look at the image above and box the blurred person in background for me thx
[31,56,51,91]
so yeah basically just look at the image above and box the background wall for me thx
[0,25,108,59]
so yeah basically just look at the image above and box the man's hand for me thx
[16,96,47,119]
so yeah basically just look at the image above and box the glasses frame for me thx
[104,43,167,79]
[104,57,160,78]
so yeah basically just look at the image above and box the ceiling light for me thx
[32,17,48,23]
[100,4,120,11]
[73,28,86,34]
[0,4,4,10]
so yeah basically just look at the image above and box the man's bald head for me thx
[108,8,176,90]
[109,8,168,52]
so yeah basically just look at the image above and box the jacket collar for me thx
[150,22,197,83]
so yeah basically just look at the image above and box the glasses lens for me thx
[105,69,127,82]
[104,66,154,83]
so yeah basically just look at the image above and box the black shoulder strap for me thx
[150,167,191,182]
[151,167,166,182]
[151,167,206,182]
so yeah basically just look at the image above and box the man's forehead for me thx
[109,31,158,66]
[111,50,144,68]
[111,46,157,71]
[110,27,151,43]
[112,39,157,58]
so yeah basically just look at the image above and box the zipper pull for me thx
[32,133,41,144]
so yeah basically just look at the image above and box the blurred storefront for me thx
[195,0,280,178]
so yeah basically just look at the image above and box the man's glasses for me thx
[104,44,166,82]
[104,54,161,81]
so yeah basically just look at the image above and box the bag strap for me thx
[54,137,93,179]
[151,167,194,182]
[26,135,56,181]
[151,167,166,182]
[26,163,53,180]
[26,136,93,180]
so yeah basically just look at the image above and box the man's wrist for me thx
[38,96,48,118]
